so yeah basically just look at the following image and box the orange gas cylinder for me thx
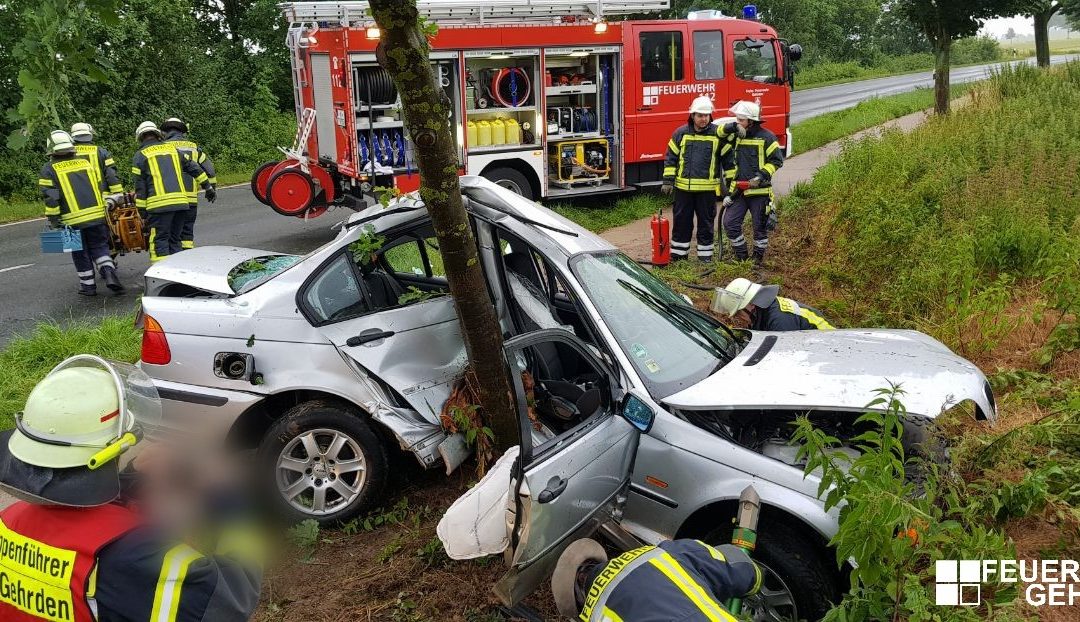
[651,206,671,266]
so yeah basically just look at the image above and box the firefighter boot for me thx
[752,248,766,266]
[101,265,125,293]
[78,283,97,296]
[732,242,749,261]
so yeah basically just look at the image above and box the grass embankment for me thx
[1001,38,1080,57]
[0,317,141,429]
[652,62,1080,620]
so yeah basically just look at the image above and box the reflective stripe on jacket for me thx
[132,140,208,212]
[165,132,217,201]
[0,501,141,621]
[38,157,107,227]
[753,296,834,331]
[581,540,760,622]
[718,123,783,197]
[663,123,725,193]
[73,144,123,194]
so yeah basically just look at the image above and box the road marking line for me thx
[0,217,45,229]
[0,263,34,273]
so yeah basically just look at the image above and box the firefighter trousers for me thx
[671,189,716,260]
[70,224,115,287]
[181,204,197,250]
[722,194,769,261]
[147,210,187,262]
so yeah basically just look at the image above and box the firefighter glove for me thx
[205,186,217,203]
[748,175,763,189]
[47,215,62,229]
[736,124,748,138]
[722,195,734,208]
[767,210,778,231]
[660,182,673,195]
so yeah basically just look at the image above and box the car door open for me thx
[494,329,653,606]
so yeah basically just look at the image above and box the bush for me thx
[952,36,1003,65]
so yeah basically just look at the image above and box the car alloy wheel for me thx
[742,560,798,622]
[276,427,367,516]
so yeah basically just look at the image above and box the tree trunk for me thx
[1033,7,1058,68]
[369,0,518,452]
[932,34,951,115]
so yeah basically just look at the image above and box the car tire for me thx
[257,400,388,525]
[482,167,535,201]
[707,518,841,621]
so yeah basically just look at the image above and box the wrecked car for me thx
[138,176,996,620]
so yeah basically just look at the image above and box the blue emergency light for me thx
[743,5,758,20]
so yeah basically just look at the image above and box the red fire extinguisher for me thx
[651,204,671,266]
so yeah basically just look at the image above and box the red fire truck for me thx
[253,1,801,218]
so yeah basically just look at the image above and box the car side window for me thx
[513,339,611,461]
[694,31,724,80]
[640,31,684,83]
[301,253,368,325]
[733,38,778,82]
[382,235,447,278]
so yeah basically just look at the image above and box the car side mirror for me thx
[788,43,803,62]
[620,394,655,433]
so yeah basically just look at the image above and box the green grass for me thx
[0,198,43,224]
[791,82,973,153]
[0,316,142,429]
[1000,38,1080,57]
[551,192,667,233]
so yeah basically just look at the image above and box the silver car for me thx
[139,176,995,620]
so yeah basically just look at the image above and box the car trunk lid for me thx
[143,246,298,297]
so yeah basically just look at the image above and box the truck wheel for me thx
[257,400,388,525]
[707,519,841,621]
[483,167,534,201]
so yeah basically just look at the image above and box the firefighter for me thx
[0,355,261,622]
[661,95,726,262]
[162,117,217,250]
[717,101,783,265]
[714,277,834,331]
[70,122,124,195]
[38,130,124,296]
[132,121,216,262]
[551,538,762,621]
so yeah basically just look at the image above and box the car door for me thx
[299,237,462,422]
[493,329,653,606]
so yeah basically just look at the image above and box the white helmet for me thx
[46,130,75,154]
[136,120,162,140]
[729,100,761,122]
[161,117,188,134]
[711,277,778,316]
[70,122,95,141]
[689,95,714,115]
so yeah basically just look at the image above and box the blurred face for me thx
[736,116,751,128]
[692,112,711,129]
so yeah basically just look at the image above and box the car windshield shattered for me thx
[571,251,742,398]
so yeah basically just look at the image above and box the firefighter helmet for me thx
[47,130,75,155]
[689,95,715,115]
[712,278,778,316]
[135,120,163,141]
[729,100,761,122]
[70,122,95,142]
[161,117,188,134]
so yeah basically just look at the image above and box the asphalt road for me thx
[791,54,1079,123]
[2,54,1078,347]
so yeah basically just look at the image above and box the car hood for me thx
[663,329,995,420]
[143,246,287,296]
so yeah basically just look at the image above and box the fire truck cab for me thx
[254,1,800,218]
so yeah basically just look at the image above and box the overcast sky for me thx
[982,15,1077,38]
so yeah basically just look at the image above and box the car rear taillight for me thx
[141,315,171,365]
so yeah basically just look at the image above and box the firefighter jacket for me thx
[0,500,261,622]
[73,143,123,195]
[718,122,784,198]
[752,296,834,331]
[663,122,726,194]
[165,131,217,203]
[38,156,107,228]
[131,138,209,213]
[580,539,761,622]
